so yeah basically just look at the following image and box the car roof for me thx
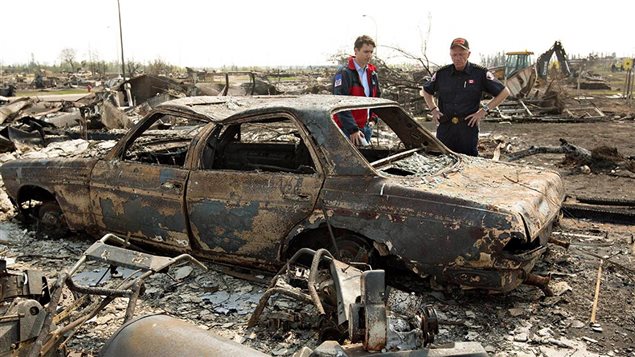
[156,94,398,122]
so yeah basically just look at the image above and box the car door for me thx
[186,114,323,264]
[89,112,206,250]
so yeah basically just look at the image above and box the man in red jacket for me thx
[332,35,381,146]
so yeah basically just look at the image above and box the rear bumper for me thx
[443,244,547,292]
[402,242,548,292]
[438,206,559,292]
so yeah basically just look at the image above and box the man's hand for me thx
[465,109,487,127]
[349,131,365,145]
[431,108,443,125]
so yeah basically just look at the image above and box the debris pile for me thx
[1,214,633,356]
[506,138,635,175]
[0,58,633,357]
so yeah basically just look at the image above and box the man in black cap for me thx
[421,38,510,156]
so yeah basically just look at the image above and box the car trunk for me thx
[422,157,565,240]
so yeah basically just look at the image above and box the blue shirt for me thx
[353,59,370,97]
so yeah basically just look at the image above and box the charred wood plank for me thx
[562,202,635,225]
[507,139,591,162]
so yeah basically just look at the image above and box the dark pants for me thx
[362,123,373,142]
[436,117,479,156]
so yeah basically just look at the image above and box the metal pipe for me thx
[42,296,116,354]
[102,315,269,357]
[321,206,340,259]
[247,287,313,328]
[124,281,143,322]
[117,0,126,81]
[523,273,553,296]
[308,248,334,315]
[65,277,132,297]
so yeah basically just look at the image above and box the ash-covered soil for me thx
[1,115,634,357]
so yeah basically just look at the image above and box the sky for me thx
[2,0,633,70]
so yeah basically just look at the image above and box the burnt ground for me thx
[479,120,635,200]
[1,217,633,357]
[418,110,635,355]
[1,102,634,356]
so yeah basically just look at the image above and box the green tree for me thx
[59,48,77,72]
[146,58,173,76]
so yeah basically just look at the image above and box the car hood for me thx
[390,155,565,239]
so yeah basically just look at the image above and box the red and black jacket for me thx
[332,56,381,135]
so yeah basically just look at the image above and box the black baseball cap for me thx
[450,38,469,50]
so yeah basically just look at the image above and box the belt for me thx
[440,115,464,124]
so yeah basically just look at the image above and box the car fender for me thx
[279,208,385,260]
[6,159,99,231]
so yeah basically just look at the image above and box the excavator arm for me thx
[536,41,572,79]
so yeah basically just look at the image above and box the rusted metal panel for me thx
[329,259,363,325]
[157,95,397,122]
[423,157,565,240]
[1,158,98,230]
[288,158,563,291]
[89,160,191,250]
[187,170,322,264]
[360,271,387,351]
[319,177,516,249]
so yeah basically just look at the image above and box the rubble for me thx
[0,97,33,124]
[0,216,633,356]
[0,57,633,357]
[1,57,631,138]
[0,232,208,356]
[248,248,465,354]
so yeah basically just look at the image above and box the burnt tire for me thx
[329,234,375,266]
[36,200,68,239]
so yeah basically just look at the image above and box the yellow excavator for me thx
[490,41,572,98]
[490,50,537,98]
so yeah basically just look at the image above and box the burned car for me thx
[0,95,564,292]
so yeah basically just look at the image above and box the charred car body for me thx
[0,95,565,292]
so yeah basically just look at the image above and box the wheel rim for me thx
[36,201,68,239]
[333,235,371,264]
[39,201,64,228]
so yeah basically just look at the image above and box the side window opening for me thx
[122,113,205,167]
[331,106,454,176]
[203,117,317,174]
[332,106,442,160]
